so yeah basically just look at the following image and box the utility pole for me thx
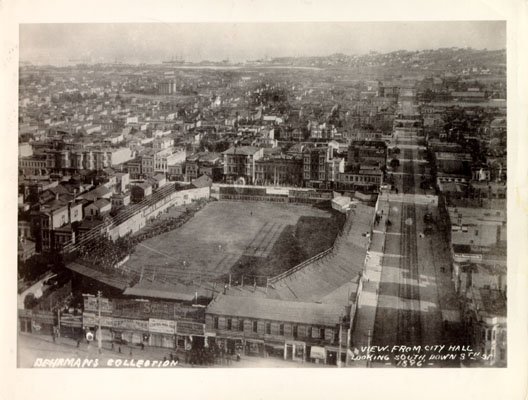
[338,323,342,368]
[366,329,372,368]
[57,308,61,338]
[97,291,102,354]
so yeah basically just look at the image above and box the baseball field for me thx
[125,200,344,285]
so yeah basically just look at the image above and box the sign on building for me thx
[83,296,113,314]
[176,321,205,336]
[149,318,176,334]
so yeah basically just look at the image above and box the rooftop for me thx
[222,146,262,156]
[474,287,506,318]
[448,206,506,224]
[206,294,346,326]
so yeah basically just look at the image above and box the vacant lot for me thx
[125,200,344,284]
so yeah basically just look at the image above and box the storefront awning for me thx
[265,343,285,351]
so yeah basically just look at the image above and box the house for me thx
[111,192,131,208]
[80,185,112,202]
[85,198,112,217]
[130,182,152,203]
[149,173,167,190]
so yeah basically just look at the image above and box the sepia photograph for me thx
[2,0,527,399]
[15,20,509,369]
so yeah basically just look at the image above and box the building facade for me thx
[222,146,264,184]
[205,294,348,365]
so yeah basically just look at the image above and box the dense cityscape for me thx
[17,46,507,368]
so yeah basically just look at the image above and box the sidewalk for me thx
[349,195,390,367]
[18,333,330,368]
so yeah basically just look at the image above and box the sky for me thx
[19,21,506,65]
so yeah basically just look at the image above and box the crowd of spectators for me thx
[76,199,211,274]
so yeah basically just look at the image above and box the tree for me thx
[390,158,400,170]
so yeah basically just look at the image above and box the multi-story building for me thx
[31,197,83,251]
[448,207,506,252]
[337,167,384,193]
[155,148,186,173]
[347,140,387,168]
[254,154,303,187]
[19,155,48,176]
[325,157,345,186]
[205,294,348,365]
[141,151,155,177]
[125,158,142,179]
[222,146,264,184]
[433,152,473,176]
[44,147,133,172]
[158,80,177,95]
[462,287,506,366]
[302,146,332,189]
[168,163,185,181]
[153,137,174,151]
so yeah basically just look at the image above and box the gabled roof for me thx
[191,174,212,188]
[222,146,261,156]
[81,185,112,201]
[91,198,111,209]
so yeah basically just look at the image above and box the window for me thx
[486,329,491,341]
[238,319,244,332]
[320,328,325,339]
[213,317,219,329]
[293,325,298,339]
[475,230,479,236]
[279,324,284,336]
[492,330,496,341]
[311,327,319,338]
[227,318,232,330]
[252,321,258,333]
[266,322,271,335]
